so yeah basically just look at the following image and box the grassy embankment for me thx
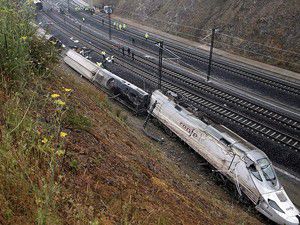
[0,0,80,223]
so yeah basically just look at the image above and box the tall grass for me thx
[0,0,65,224]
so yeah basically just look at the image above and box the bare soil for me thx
[52,62,267,224]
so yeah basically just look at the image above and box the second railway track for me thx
[54,10,300,132]
[76,10,300,97]
[40,10,300,170]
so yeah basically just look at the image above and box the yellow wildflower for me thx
[41,137,48,144]
[51,93,60,98]
[63,88,72,92]
[54,99,66,106]
[20,36,27,41]
[60,131,68,138]
[56,149,65,157]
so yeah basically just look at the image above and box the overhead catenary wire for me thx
[63,0,300,71]
[116,8,211,33]
[155,43,206,73]
[115,8,299,57]
[217,32,300,56]
[64,0,300,58]
[213,40,300,66]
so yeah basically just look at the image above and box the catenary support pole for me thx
[158,41,164,89]
[207,28,215,82]
[108,13,111,40]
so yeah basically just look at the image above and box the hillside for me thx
[101,0,300,72]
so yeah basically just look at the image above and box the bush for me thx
[64,108,92,131]
[0,1,61,224]
[0,0,58,92]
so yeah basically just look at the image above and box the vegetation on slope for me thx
[0,0,65,223]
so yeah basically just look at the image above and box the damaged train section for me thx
[64,50,149,113]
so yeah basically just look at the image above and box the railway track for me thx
[75,10,300,97]
[51,11,300,132]
[42,11,300,154]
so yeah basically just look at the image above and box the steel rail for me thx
[84,11,300,96]
[42,11,300,152]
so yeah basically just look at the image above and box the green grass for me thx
[0,1,65,224]
[64,108,92,131]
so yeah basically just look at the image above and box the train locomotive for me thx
[148,90,300,225]
[63,50,299,225]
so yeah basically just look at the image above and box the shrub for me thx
[64,108,92,131]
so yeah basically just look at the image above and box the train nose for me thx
[296,215,300,224]
[256,195,300,225]
[284,215,300,225]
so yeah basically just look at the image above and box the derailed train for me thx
[64,49,299,225]
[64,50,149,112]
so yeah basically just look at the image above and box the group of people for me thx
[113,21,127,30]
[112,21,150,41]
[97,45,138,68]
[97,51,115,68]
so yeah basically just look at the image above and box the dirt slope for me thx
[100,0,300,71]
[50,62,266,224]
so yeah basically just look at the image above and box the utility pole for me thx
[207,28,215,82]
[108,12,111,40]
[104,6,113,40]
[158,41,164,90]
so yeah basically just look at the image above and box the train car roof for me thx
[206,124,262,157]
[153,90,264,158]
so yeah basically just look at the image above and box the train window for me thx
[248,164,262,181]
[220,138,231,146]
[175,105,182,111]
[257,158,276,181]
[268,199,285,214]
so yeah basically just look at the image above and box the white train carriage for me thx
[64,49,98,80]
[149,90,300,225]
[64,50,149,111]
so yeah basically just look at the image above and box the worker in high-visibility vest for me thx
[118,24,122,30]
[101,51,106,59]
[82,17,85,22]
[116,22,119,29]
[113,21,116,26]
[145,32,149,40]
[122,24,127,30]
